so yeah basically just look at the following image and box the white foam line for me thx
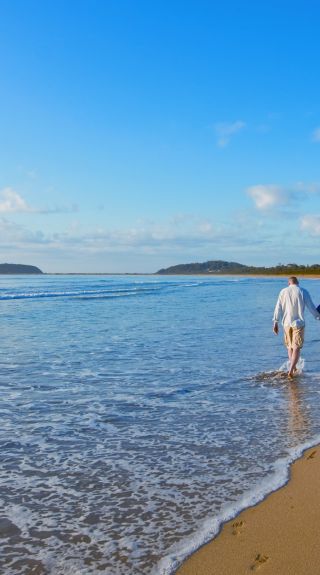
[154,434,320,575]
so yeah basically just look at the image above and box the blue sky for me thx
[0,0,320,272]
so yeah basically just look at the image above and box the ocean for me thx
[1,274,320,575]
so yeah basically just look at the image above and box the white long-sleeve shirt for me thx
[273,284,320,327]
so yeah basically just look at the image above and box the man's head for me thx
[288,276,299,285]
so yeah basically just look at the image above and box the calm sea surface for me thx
[1,275,320,575]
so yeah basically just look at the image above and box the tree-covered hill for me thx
[0,263,43,274]
[156,260,320,275]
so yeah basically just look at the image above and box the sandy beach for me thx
[176,444,320,575]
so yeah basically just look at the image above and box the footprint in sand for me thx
[307,450,317,460]
[232,520,246,536]
[251,553,269,571]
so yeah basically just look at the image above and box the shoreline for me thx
[175,443,320,574]
[43,273,320,278]
[1,272,320,278]
[47,273,320,278]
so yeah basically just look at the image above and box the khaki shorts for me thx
[284,326,304,349]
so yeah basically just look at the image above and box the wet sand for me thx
[176,444,320,574]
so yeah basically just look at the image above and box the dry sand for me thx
[176,444,320,575]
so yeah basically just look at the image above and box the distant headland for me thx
[156,260,320,275]
[0,263,43,274]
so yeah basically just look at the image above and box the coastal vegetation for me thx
[157,260,320,275]
[0,263,43,274]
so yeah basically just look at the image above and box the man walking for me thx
[273,276,320,377]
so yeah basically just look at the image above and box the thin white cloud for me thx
[311,127,320,142]
[215,120,246,148]
[247,185,288,210]
[300,215,320,236]
[0,214,243,256]
[0,212,305,272]
[26,170,37,179]
[197,221,214,234]
[0,217,46,244]
[39,203,79,215]
[0,187,78,214]
[294,181,320,194]
[169,213,216,234]
[0,188,33,213]
[1,208,319,272]
[247,182,320,211]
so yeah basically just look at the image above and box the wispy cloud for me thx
[300,215,320,235]
[247,185,288,210]
[311,127,320,142]
[0,211,308,272]
[247,182,320,211]
[214,120,246,148]
[0,188,33,213]
[0,187,78,214]
[39,204,79,215]
[0,217,47,244]
[0,213,253,256]
[26,169,37,179]
[294,181,320,194]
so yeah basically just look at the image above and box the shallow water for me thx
[1,275,320,574]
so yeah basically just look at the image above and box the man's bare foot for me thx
[288,365,299,378]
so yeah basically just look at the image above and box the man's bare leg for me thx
[288,347,300,378]
[287,347,293,372]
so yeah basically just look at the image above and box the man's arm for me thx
[304,289,320,320]
[272,293,282,334]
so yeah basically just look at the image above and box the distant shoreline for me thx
[156,260,320,276]
[45,273,320,277]
[2,272,320,278]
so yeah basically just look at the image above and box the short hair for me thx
[288,276,299,285]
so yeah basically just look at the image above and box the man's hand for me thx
[273,322,279,335]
